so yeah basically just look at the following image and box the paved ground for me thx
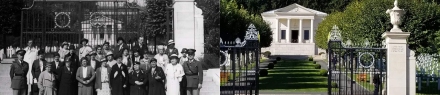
[260,91,327,95]
[200,69,221,95]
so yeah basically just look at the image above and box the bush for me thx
[331,82,338,88]
[264,51,271,57]
[314,64,321,69]
[313,61,317,64]
[273,61,277,64]
[319,69,328,76]
[268,63,274,69]
[260,69,268,77]
[319,52,325,55]
[308,57,313,61]
[276,57,281,61]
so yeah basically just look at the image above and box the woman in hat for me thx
[165,54,185,95]
[154,47,168,69]
[102,41,112,55]
[38,63,57,95]
[128,62,147,95]
[140,50,152,72]
[165,40,179,57]
[146,58,166,95]
[113,37,128,57]
[95,60,111,95]
[106,52,117,68]
[76,58,96,95]
[110,56,129,95]
[10,50,30,95]
[79,39,93,59]
[58,57,76,95]
[59,42,70,62]
[179,48,188,65]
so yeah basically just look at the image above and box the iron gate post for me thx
[327,41,332,95]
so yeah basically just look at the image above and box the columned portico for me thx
[261,3,327,55]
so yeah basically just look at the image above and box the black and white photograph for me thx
[0,0,220,95]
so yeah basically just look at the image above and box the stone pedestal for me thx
[382,32,413,95]
[173,0,204,58]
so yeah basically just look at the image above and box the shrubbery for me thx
[331,82,338,88]
[308,57,313,61]
[319,69,328,76]
[314,64,321,69]
[260,69,268,77]
[268,63,274,69]
[276,57,281,61]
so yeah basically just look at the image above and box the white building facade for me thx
[261,3,327,55]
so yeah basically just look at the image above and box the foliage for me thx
[308,57,314,61]
[314,64,321,69]
[260,69,268,77]
[195,0,220,56]
[141,0,171,37]
[220,0,272,47]
[268,63,274,69]
[315,0,440,55]
[319,69,328,76]
[199,54,220,69]
[331,82,338,88]
[0,0,22,35]
[264,51,271,57]
[276,57,281,61]
[319,52,325,55]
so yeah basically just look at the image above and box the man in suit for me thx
[31,50,48,95]
[132,37,149,56]
[182,49,203,95]
[113,37,129,58]
[133,50,143,63]
[10,50,30,95]
[165,40,179,57]
[49,53,63,91]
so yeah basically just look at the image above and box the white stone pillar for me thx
[299,19,303,43]
[286,18,291,43]
[382,32,411,95]
[310,19,314,43]
[174,0,204,58]
[274,19,279,43]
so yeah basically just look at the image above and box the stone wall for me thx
[261,43,316,55]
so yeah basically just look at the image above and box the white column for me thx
[382,32,411,95]
[286,18,291,43]
[275,19,279,43]
[310,19,314,43]
[299,19,303,43]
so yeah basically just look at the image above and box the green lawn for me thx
[221,58,267,86]
[259,60,331,91]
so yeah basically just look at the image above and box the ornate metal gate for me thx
[220,24,260,95]
[327,26,387,95]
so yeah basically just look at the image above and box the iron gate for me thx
[328,39,387,95]
[220,24,260,95]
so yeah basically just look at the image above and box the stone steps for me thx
[0,64,13,94]
[1,58,15,64]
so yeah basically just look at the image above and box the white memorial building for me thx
[261,3,327,55]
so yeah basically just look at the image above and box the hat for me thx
[37,49,45,55]
[68,45,75,50]
[103,41,110,45]
[16,50,26,56]
[53,53,60,57]
[45,63,52,68]
[150,58,157,63]
[134,62,141,65]
[117,37,125,43]
[168,40,175,45]
[88,51,97,56]
[181,48,187,53]
[62,42,69,46]
[169,54,179,60]
[81,39,89,43]
[106,51,113,57]
[187,49,196,55]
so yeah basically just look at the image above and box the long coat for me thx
[76,66,96,95]
[129,70,147,95]
[94,67,111,89]
[38,70,57,95]
[10,60,30,90]
[58,66,76,95]
[110,64,128,95]
[49,61,64,89]
[147,67,166,95]
[182,60,203,88]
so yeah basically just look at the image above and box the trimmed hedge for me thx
[308,57,313,61]
[313,61,317,64]
[319,69,328,76]
[331,82,338,88]
[314,64,321,69]
[260,69,268,77]
[268,63,274,69]
[276,57,281,61]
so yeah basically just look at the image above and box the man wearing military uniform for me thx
[182,49,203,95]
[10,50,30,95]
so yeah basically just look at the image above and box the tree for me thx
[140,0,172,53]
[0,0,23,50]
[220,0,272,47]
[315,0,440,55]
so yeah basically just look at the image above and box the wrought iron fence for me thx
[220,24,260,95]
[415,53,440,95]
[16,0,173,61]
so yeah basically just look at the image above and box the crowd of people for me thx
[10,37,204,95]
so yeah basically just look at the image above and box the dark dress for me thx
[129,70,147,95]
[58,66,76,95]
[110,64,128,95]
[50,61,64,89]
[147,67,166,95]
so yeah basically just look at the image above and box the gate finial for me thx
[245,24,259,40]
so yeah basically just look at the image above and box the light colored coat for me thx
[38,71,56,95]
